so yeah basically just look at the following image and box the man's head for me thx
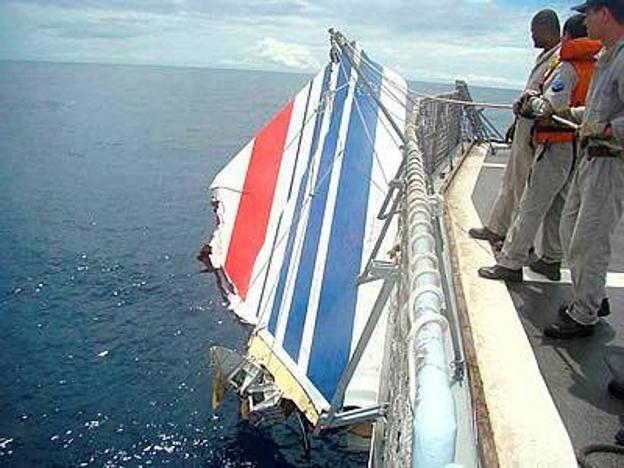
[573,1,624,41]
[531,9,561,49]
[563,14,589,41]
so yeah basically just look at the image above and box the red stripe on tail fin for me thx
[224,101,294,299]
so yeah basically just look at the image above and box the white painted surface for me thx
[482,162,507,169]
[445,144,577,467]
[522,267,624,288]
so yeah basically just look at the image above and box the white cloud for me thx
[0,1,576,88]
[253,37,320,71]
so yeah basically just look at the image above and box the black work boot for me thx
[598,298,610,317]
[544,306,595,339]
[529,258,561,281]
[605,347,624,400]
[492,239,504,252]
[468,226,505,244]
[608,380,624,400]
[558,298,610,318]
[478,265,522,282]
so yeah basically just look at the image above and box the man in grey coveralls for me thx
[469,10,561,245]
[478,15,602,283]
[545,0,624,338]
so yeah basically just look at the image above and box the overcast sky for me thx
[0,1,575,88]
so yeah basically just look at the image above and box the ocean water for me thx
[0,60,517,467]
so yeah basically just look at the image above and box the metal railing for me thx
[416,90,464,174]
[414,80,500,177]
[373,83,499,468]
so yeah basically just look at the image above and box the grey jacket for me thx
[531,61,579,116]
[526,46,561,93]
[574,38,624,154]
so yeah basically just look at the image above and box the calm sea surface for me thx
[0,60,516,467]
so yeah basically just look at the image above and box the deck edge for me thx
[443,143,577,467]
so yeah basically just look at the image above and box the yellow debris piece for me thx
[211,375,225,410]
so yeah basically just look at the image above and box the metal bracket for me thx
[370,260,399,279]
[378,180,403,220]
[245,382,285,427]
[428,193,444,217]
[389,178,403,189]
[320,275,397,432]
[451,359,465,383]
[358,260,398,285]
[318,404,388,430]
[228,358,264,394]
[379,206,402,221]
[359,191,402,281]
[209,346,286,427]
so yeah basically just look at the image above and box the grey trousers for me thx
[562,155,624,325]
[487,116,535,236]
[498,142,574,269]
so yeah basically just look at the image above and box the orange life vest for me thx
[535,38,603,145]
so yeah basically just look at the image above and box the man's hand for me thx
[579,122,609,140]
[553,107,574,121]
[533,101,555,122]
[605,123,614,139]
[579,122,610,147]
[555,106,585,125]
[505,122,516,143]
[516,90,541,118]
[519,99,535,118]
[513,90,539,116]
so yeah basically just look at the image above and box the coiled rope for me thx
[577,443,624,467]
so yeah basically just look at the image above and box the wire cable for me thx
[343,41,514,111]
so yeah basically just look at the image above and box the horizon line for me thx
[0,57,521,92]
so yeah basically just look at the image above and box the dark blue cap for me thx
[572,0,623,14]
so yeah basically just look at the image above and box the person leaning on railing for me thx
[477,14,602,285]
[468,9,561,247]
[541,0,624,339]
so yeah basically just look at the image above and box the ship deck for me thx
[451,143,624,466]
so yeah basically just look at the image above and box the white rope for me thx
[343,41,513,111]
[338,61,394,185]
[412,91,513,110]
